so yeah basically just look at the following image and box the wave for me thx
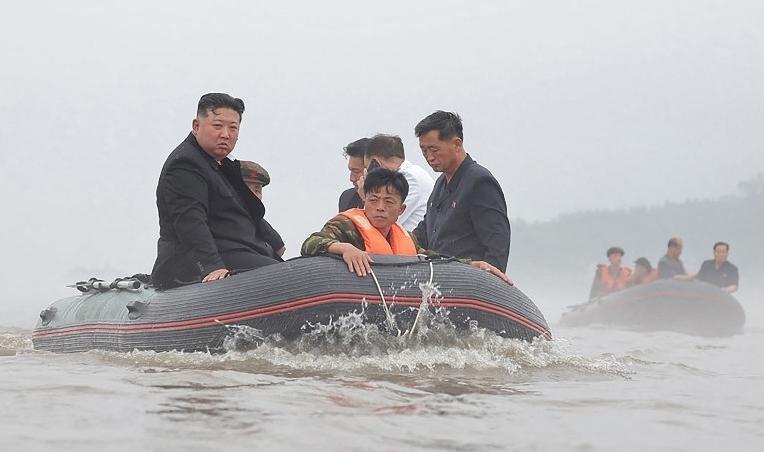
[0,328,33,355]
[87,307,630,378]
[6,286,629,378]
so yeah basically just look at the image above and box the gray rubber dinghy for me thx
[561,279,745,336]
[33,255,551,353]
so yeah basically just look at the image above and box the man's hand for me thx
[328,242,373,277]
[202,268,229,283]
[275,246,286,257]
[343,245,373,277]
[471,261,513,285]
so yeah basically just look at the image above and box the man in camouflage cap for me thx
[240,160,271,200]
[239,160,285,257]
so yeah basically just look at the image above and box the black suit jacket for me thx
[412,154,510,272]
[151,133,276,287]
[338,187,364,212]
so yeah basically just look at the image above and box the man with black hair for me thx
[589,246,632,299]
[151,93,280,288]
[362,134,434,230]
[692,242,739,293]
[412,111,511,272]
[302,168,510,283]
[338,138,369,212]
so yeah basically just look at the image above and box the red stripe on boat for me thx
[33,292,552,340]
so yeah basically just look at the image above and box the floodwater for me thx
[2,299,763,451]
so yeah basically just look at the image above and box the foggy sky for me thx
[1,0,762,326]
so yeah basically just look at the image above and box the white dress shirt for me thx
[397,160,435,231]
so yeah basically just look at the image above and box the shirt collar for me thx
[445,154,475,190]
[187,132,229,169]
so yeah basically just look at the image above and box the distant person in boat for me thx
[687,242,739,293]
[356,134,434,230]
[151,93,280,289]
[337,137,369,212]
[657,237,687,279]
[626,257,658,287]
[589,246,632,299]
[411,111,511,272]
[302,168,511,283]
[239,160,285,258]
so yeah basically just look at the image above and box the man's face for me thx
[669,240,683,258]
[714,245,729,263]
[246,183,263,200]
[419,130,461,173]
[634,263,649,277]
[608,253,623,266]
[363,185,406,230]
[192,107,240,161]
[348,156,364,188]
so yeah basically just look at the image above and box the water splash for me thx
[200,279,628,376]
[84,279,630,377]
[0,329,34,355]
[94,324,627,379]
[219,322,265,352]
[405,281,443,339]
[11,278,629,378]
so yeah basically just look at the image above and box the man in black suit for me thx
[337,137,369,212]
[693,241,739,293]
[412,111,511,273]
[151,93,279,288]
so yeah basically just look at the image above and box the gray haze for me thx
[1,0,763,326]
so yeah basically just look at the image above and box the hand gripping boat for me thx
[33,255,551,353]
[560,279,745,336]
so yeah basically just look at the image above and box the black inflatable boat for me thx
[560,279,745,336]
[33,255,551,353]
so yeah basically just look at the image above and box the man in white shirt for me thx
[362,134,435,230]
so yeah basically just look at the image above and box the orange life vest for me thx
[598,265,632,293]
[340,208,417,256]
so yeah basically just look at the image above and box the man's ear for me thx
[399,203,407,216]
[192,118,200,135]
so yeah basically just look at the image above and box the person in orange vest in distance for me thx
[589,246,632,299]
[301,168,511,284]
[626,257,658,288]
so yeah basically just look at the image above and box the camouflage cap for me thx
[240,160,270,187]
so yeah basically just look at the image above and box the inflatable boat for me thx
[33,255,551,353]
[560,279,745,336]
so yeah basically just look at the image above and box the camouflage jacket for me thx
[301,214,439,258]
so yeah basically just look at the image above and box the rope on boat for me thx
[408,259,435,339]
[368,267,399,335]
